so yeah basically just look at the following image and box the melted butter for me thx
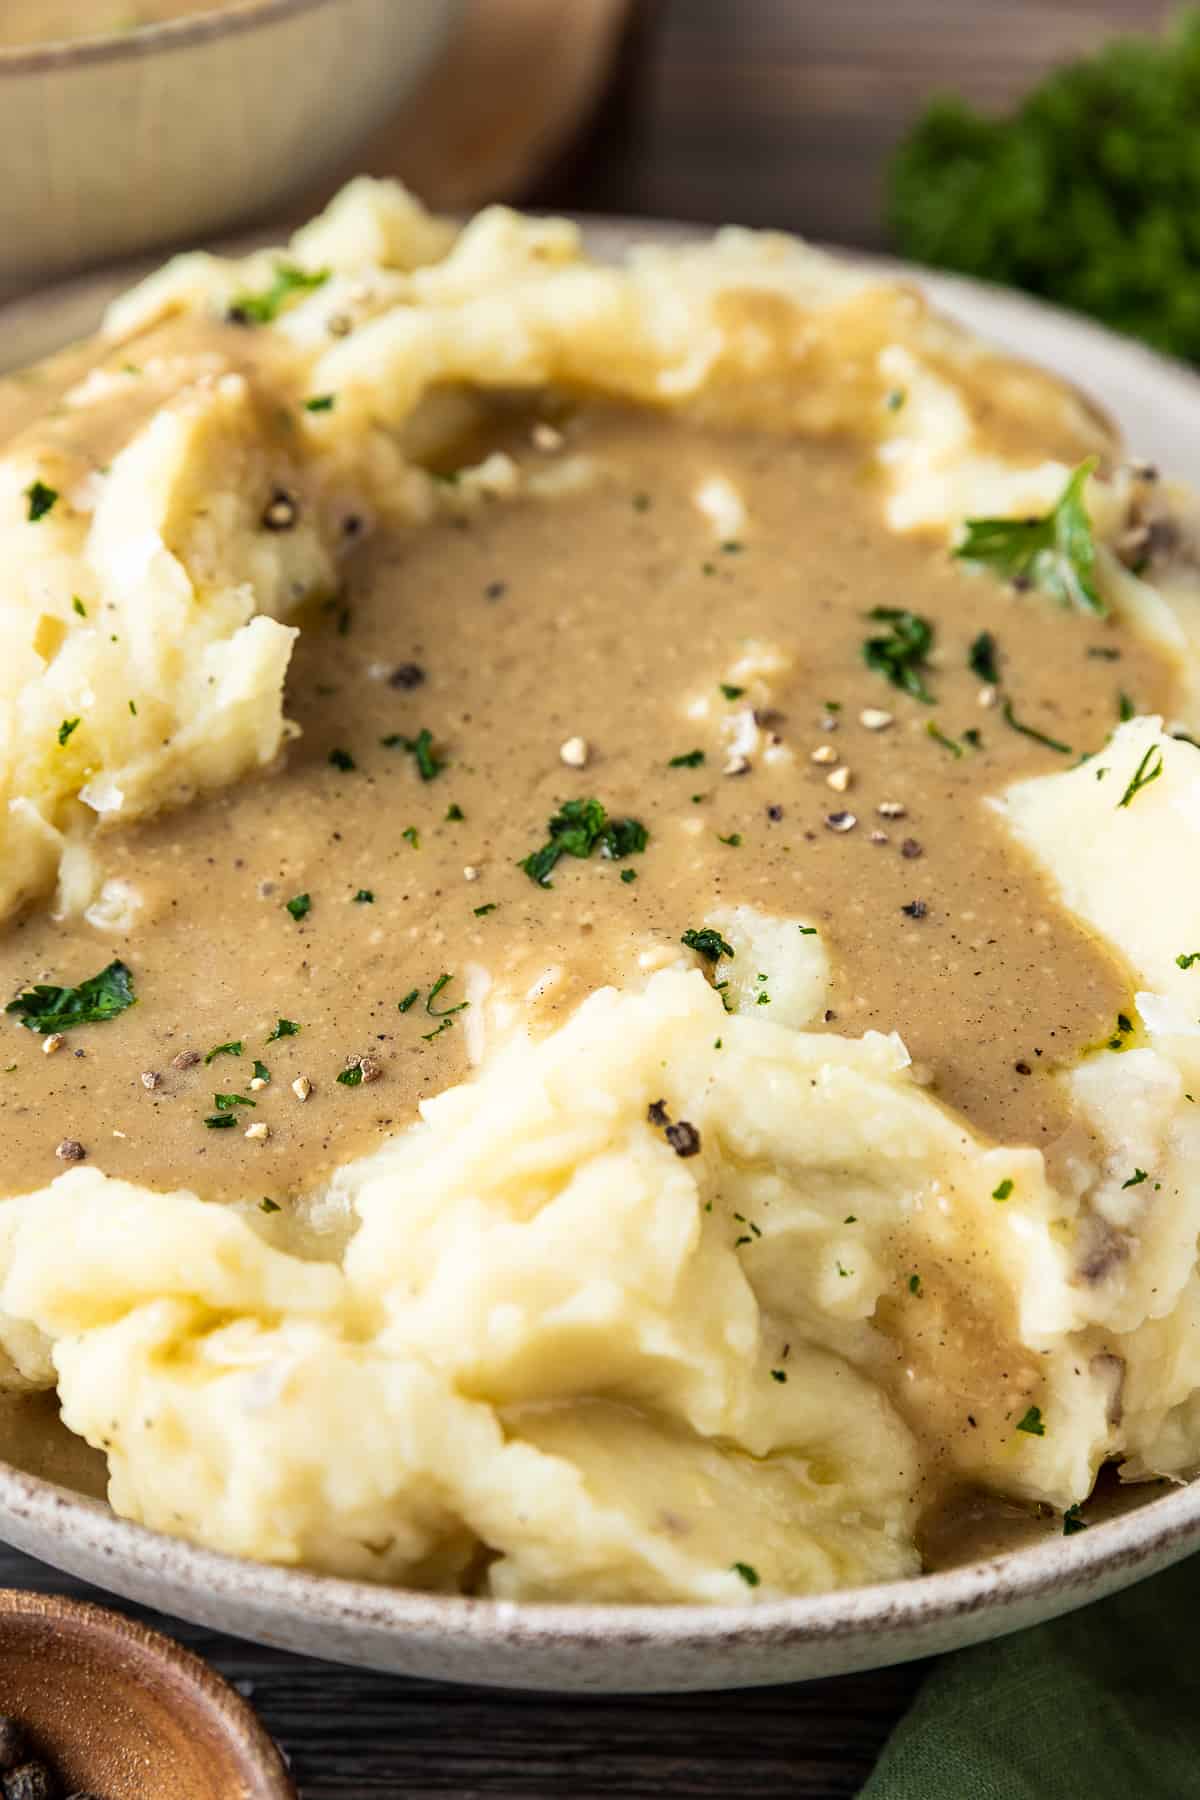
[0,404,1174,1202]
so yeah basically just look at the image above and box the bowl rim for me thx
[0,0,342,73]
[0,1458,1196,1653]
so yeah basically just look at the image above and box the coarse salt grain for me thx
[248,1076,267,1092]
[291,1076,311,1101]
[559,736,589,768]
[877,800,907,819]
[978,685,998,708]
[859,708,893,731]
[811,744,837,765]
[826,766,852,793]
[245,1122,270,1142]
[41,1033,65,1056]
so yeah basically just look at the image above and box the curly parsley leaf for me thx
[862,608,935,703]
[267,1018,299,1041]
[955,460,1103,614]
[5,959,136,1032]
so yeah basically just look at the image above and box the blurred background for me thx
[0,0,1194,363]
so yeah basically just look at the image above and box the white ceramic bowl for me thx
[0,0,459,292]
[0,227,1199,1691]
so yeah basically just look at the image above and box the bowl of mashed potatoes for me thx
[1,182,1200,1690]
[0,1,456,292]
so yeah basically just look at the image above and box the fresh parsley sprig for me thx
[5,960,135,1032]
[520,798,648,888]
[862,608,935,703]
[955,460,1104,615]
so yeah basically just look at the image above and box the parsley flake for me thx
[259,1197,281,1213]
[908,1273,923,1296]
[267,1018,299,1041]
[669,749,706,768]
[227,261,329,326]
[252,1060,270,1084]
[203,1114,236,1130]
[520,798,648,887]
[681,928,734,963]
[397,990,419,1014]
[474,902,498,916]
[328,748,356,771]
[402,826,420,849]
[285,893,311,921]
[717,831,742,847]
[5,960,136,1032]
[992,1178,1014,1201]
[426,973,468,1020]
[1062,1504,1088,1536]
[1178,953,1200,969]
[304,394,336,413]
[204,1040,243,1065]
[383,728,443,781]
[353,889,374,904]
[1121,1168,1148,1189]
[955,460,1104,614]
[1002,699,1072,754]
[926,720,964,758]
[445,803,465,822]
[1117,743,1163,808]
[336,1065,363,1088]
[56,717,80,747]
[968,630,999,683]
[71,596,87,618]
[213,1092,255,1111]
[731,1562,760,1588]
[25,480,58,522]
[863,607,935,703]
[720,683,745,701]
[1016,1405,1045,1437]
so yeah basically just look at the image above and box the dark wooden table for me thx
[12,3,1177,1794]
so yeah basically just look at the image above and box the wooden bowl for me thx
[0,1590,294,1797]
[0,0,459,295]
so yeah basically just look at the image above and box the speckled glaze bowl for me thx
[0,228,1198,1691]
[0,0,459,293]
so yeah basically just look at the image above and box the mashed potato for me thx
[1,183,1199,1602]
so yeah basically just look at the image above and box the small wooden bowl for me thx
[0,1590,294,1798]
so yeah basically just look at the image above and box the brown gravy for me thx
[0,403,1173,1203]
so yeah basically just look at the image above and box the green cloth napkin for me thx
[860,1555,1200,1799]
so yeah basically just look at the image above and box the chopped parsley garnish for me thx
[328,748,356,771]
[520,798,648,887]
[227,261,330,325]
[992,1178,1014,1201]
[285,893,312,921]
[1001,698,1072,754]
[397,990,419,1014]
[267,1018,299,1041]
[203,1114,236,1130]
[445,803,465,822]
[5,959,135,1032]
[669,749,706,768]
[252,1060,270,1084]
[955,460,1104,614]
[1118,691,1136,722]
[353,889,374,904]
[402,826,420,849]
[925,720,963,758]
[1117,743,1163,808]
[259,1197,281,1213]
[474,902,498,916]
[204,1040,243,1065]
[717,831,742,847]
[731,1562,760,1588]
[908,1273,923,1296]
[336,1065,363,1088]
[383,727,443,781]
[71,596,87,618]
[1121,1168,1148,1189]
[620,868,637,884]
[968,630,999,684]
[681,928,735,963]
[1178,953,1200,969]
[798,925,818,936]
[304,394,336,413]
[213,1092,255,1111]
[426,973,468,1020]
[862,607,935,703]
[770,1369,788,1383]
[1062,1504,1088,1536]
[25,480,58,522]
[422,1018,454,1042]
[720,683,745,701]
[885,387,906,411]
[1016,1405,1045,1437]
[56,717,80,747]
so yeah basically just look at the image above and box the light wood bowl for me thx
[0,1589,294,1797]
[0,0,459,294]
